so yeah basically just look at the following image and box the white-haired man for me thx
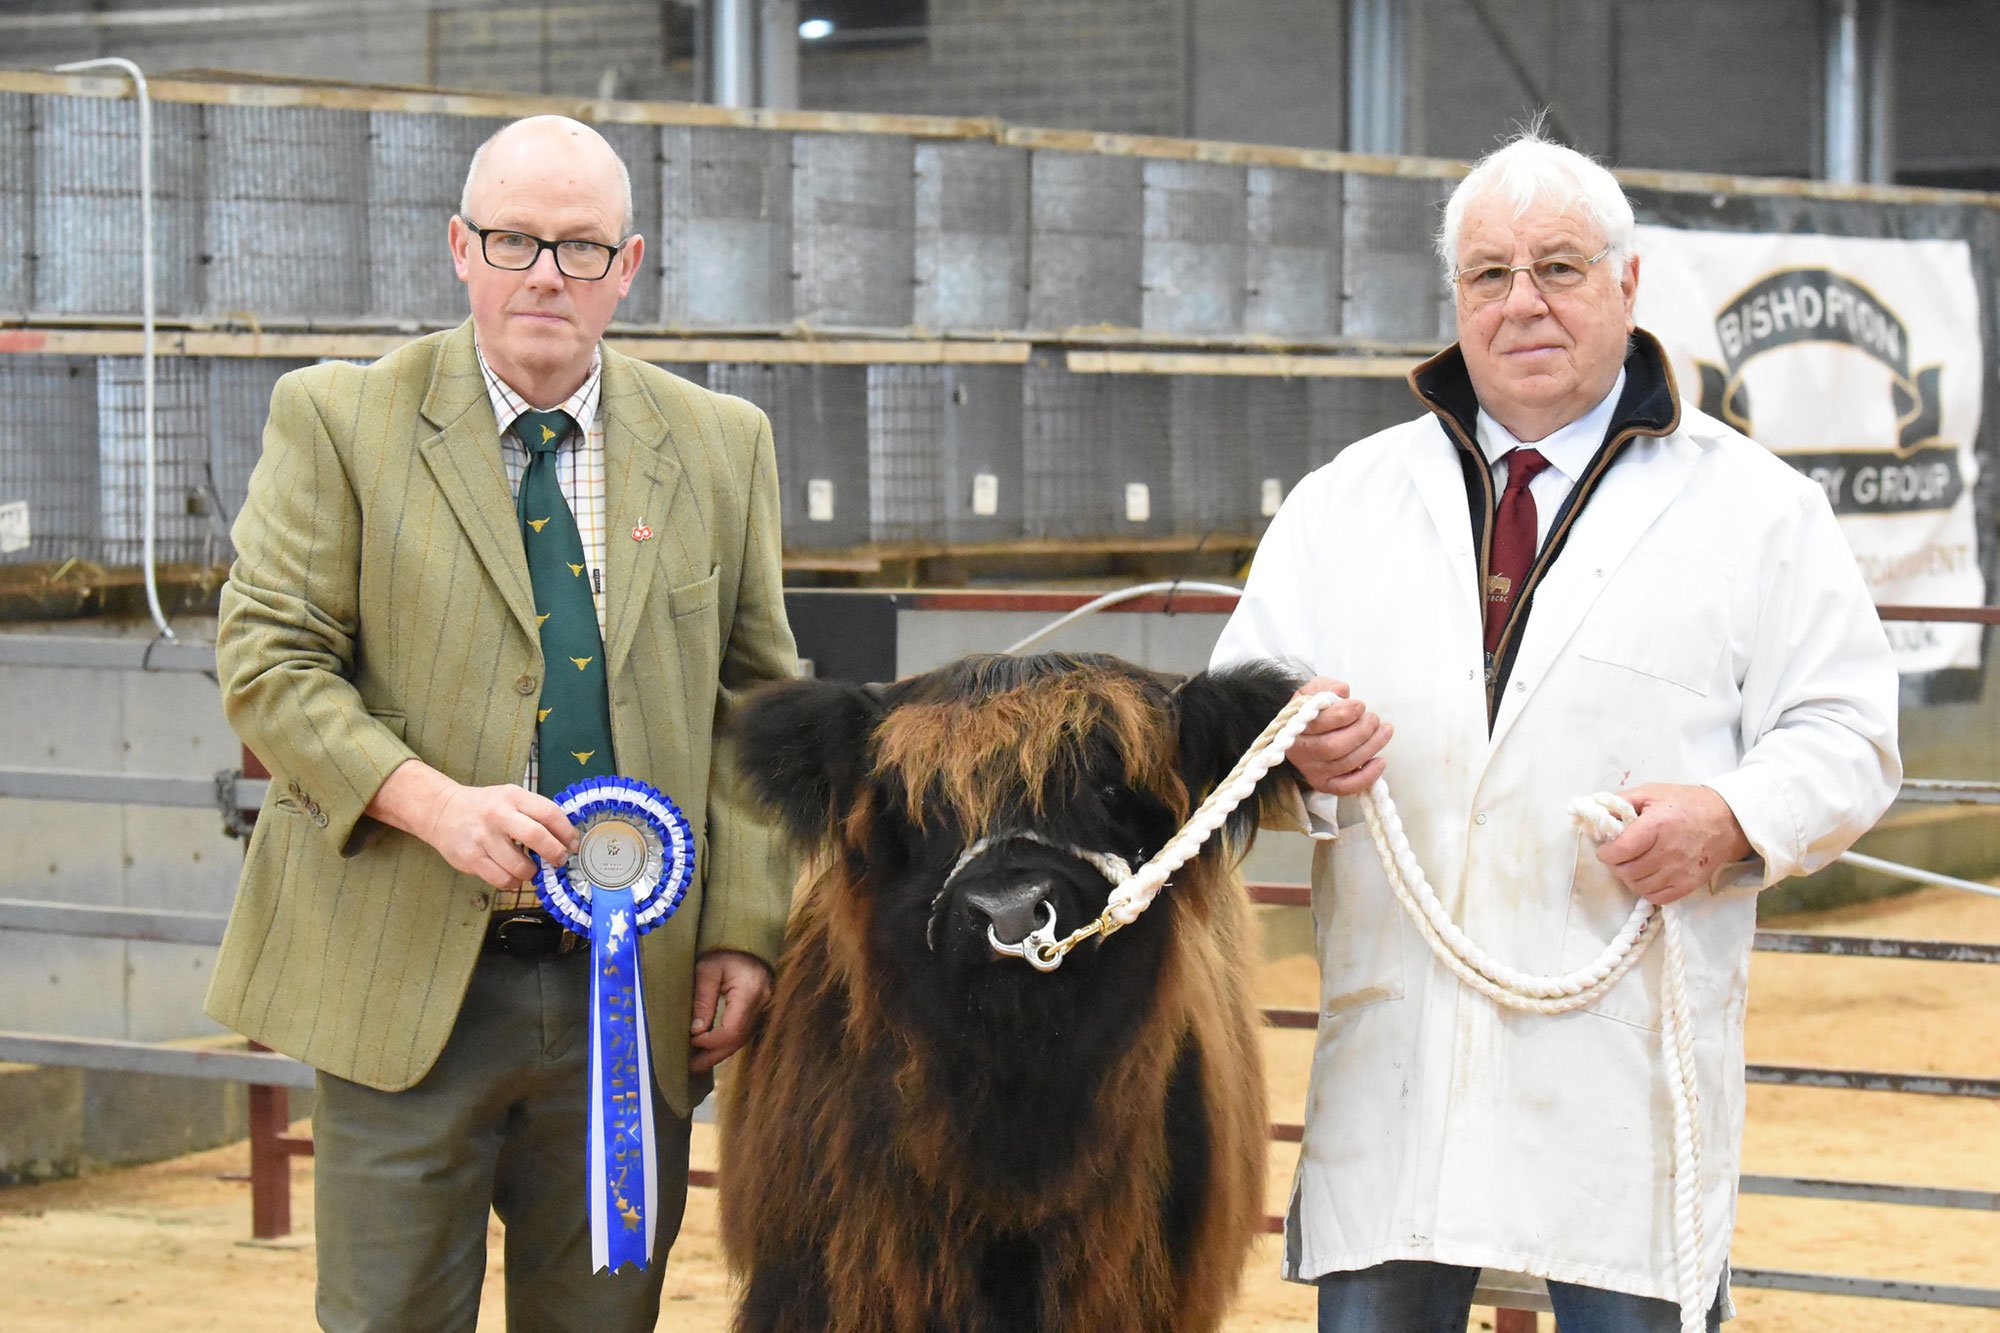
[1213,130,1900,1330]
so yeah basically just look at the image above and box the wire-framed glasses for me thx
[460,218,625,280]
[1452,246,1612,304]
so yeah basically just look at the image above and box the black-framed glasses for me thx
[460,218,625,280]
[1452,246,1612,304]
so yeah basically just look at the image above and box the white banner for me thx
[1634,225,1986,674]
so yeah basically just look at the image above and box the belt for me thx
[483,909,585,958]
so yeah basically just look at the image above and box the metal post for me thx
[1346,0,1409,156]
[759,0,800,111]
[51,57,172,641]
[711,0,756,108]
[1822,0,1864,182]
[247,1067,294,1240]
[1866,0,1895,184]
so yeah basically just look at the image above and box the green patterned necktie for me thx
[515,408,616,795]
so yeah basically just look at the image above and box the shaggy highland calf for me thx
[722,652,1302,1333]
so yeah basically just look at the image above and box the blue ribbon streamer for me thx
[588,884,656,1274]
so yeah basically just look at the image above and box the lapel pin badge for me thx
[632,520,653,542]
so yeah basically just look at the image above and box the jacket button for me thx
[469,890,491,911]
[516,674,538,696]
[1474,812,1488,826]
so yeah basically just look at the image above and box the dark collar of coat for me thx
[1406,326,1681,451]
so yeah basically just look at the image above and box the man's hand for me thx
[690,948,774,1075]
[1287,676,1393,797]
[1596,783,1753,905]
[367,759,577,889]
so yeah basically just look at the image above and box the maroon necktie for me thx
[1484,447,1551,656]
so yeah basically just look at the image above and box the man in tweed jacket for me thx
[209,115,798,1330]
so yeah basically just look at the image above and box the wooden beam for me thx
[1065,350,1419,378]
[0,326,1031,365]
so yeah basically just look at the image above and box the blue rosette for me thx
[531,775,696,1275]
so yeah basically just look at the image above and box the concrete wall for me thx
[6,0,1997,185]
[4,0,692,103]
[799,0,1188,136]
[0,621,241,1048]
[1187,0,1343,150]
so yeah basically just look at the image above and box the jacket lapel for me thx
[416,323,540,645]
[1401,415,1485,618]
[600,347,686,677]
[1487,431,1700,746]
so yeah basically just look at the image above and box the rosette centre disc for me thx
[578,818,647,890]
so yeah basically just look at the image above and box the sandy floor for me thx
[1,886,1996,1331]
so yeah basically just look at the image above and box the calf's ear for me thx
[734,678,883,845]
[1174,658,1309,844]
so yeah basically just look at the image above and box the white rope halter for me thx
[1002,690,1710,1333]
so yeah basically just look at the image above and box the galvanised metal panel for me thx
[1341,172,1450,344]
[0,95,33,317]
[1141,160,1246,336]
[0,356,99,564]
[96,356,217,567]
[659,126,792,328]
[366,111,502,325]
[1246,165,1341,339]
[1245,376,1314,522]
[1022,359,1106,540]
[648,362,707,391]
[206,105,369,319]
[792,132,915,330]
[207,105,372,316]
[709,363,869,549]
[914,141,1028,333]
[1028,151,1143,332]
[597,121,662,327]
[865,365,947,544]
[939,364,1024,544]
[1104,373,1174,539]
[206,358,308,535]
[1307,374,1418,469]
[1168,375,1253,536]
[33,95,204,317]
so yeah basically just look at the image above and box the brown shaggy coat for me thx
[721,654,1297,1332]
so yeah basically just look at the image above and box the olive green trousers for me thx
[312,949,691,1332]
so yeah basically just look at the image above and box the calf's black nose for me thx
[960,877,1054,946]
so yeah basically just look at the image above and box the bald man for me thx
[209,116,799,1330]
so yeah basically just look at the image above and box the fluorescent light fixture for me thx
[798,17,834,39]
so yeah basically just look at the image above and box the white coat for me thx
[1212,350,1901,1305]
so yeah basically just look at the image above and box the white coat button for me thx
[1474,812,1488,826]
[1515,680,1526,691]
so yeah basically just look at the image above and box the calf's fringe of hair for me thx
[871,667,1186,836]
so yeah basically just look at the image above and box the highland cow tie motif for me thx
[515,408,616,791]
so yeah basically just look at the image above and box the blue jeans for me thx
[1316,1260,1724,1332]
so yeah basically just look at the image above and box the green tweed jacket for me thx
[207,321,799,1117]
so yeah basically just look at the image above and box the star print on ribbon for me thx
[532,776,695,1275]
